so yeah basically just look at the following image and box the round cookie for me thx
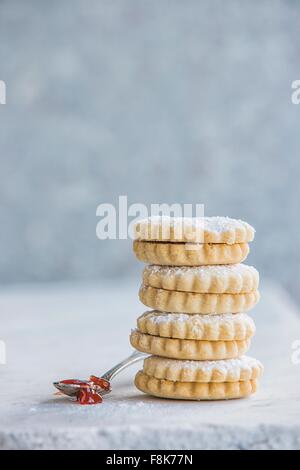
[135,372,258,400]
[137,311,255,341]
[134,216,255,244]
[139,285,260,314]
[143,264,259,294]
[130,329,251,360]
[133,240,249,266]
[142,355,263,383]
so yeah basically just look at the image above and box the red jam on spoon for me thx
[89,375,111,391]
[58,376,111,405]
[78,388,103,405]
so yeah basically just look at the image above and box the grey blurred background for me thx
[0,0,299,302]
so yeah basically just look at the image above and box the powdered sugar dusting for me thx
[145,263,257,278]
[136,216,254,234]
[145,355,262,374]
[141,311,253,326]
[203,217,254,234]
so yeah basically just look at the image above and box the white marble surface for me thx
[0,280,300,450]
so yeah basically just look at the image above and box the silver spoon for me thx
[53,350,147,398]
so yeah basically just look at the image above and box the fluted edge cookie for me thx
[135,371,258,400]
[137,311,256,341]
[133,241,250,266]
[134,216,255,244]
[143,355,263,382]
[139,285,260,314]
[130,330,251,360]
[143,264,259,294]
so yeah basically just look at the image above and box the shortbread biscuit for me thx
[143,264,259,294]
[133,241,249,266]
[143,355,263,382]
[139,285,260,314]
[135,371,258,400]
[130,330,250,360]
[137,311,255,341]
[134,216,255,244]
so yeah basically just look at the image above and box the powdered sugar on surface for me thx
[1,281,300,449]
[146,355,262,374]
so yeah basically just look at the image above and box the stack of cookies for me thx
[130,216,263,401]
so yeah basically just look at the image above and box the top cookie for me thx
[134,216,255,245]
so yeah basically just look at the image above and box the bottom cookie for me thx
[135,371,258,400]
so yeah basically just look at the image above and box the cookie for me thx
[134,216,255,244]
[143,264,259,294]
[137,311,255,341]
[133,241,249,266]
[135,371,258,400]
[142,355,263,382]
[139,285,260,314]
[130,330,250,360]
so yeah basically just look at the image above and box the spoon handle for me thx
[101,350,147,382]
